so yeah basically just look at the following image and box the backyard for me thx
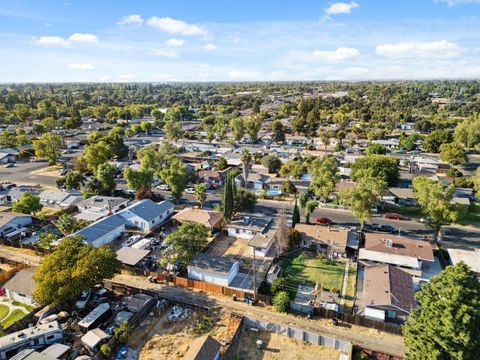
[0,298,32,329]
[279,251,345,299]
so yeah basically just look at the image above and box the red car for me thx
[316,217,333,225]
[384,213,402,220]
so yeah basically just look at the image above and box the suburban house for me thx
[447,248,480,277]
[248,229,277,258]
[0,148,18,164]
[188,254,240,287]
[359,233,435,275]
[267,178,310,194]
[76,196,130,222]
[75,214,126,247]
[3,267,37,306]
[196,169,229,188]
[39,190,84,209]
[234,172,271,191]
[0,186,40,204]
[227,214,272,240]
[172,208,224,232]
[64,139,81,149]
[119,199,175,232]
[0,212,32,239]
[183,335,221,360]
[383,187,417,206]
[362,264,415,323]
[413,156,439,171]
[294,224,359,255]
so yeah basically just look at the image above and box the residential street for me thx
[110,273,407,357]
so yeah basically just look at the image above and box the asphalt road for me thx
[0,160,58,188]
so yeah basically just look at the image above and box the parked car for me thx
[316,217,333,225]
[384,213,402,220]
[156,184,170,191]
[185,187,195,194]
[76,290,91,309]
[3,163,14,168]
[372,224,397,233]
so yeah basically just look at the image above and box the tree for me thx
[454,113,480,149]
[216,157,228,170]
[303,200,318,224]
[222,172,235,221]
[439,142,467,165]
[279,160,306,179]
[240,149,252,187]
[33,235,121,306]
[413,176,458,242]
[96,163,116,195]
[55,213,83,236]
[37,232,56,249]
[113,321,133,344]
[287,228,302,249]
[140,121,153,133]
[273,291,290,312]
[281,180,297,195]
[271,120,286,143]
[403,262,480,360]
[164,119,184,140]
[164,223,209,264]
[366,143,387,155]
[123,167,153,192]
[309,156,339,200]
[100,344,111,357]
[13,193,42,215]
[340,185,374,230]
[271,278,287,294]
[83,141,112,172]
[205,125,215,143]
[230,117,245,141]
[160,158,188,201]
[292,199,300,226]
[245,116,262,142]
[351,155,399,186]
[214,116,229,142]
[57,171,84,190]
[234,188,257,213]
[261,154,282,173]
[319,131,331,151]
[33,133,62,165]
[423,129,453,153]
[194,183,207,207]
[298,191,309,209]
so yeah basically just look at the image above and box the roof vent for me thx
[385,239,393,248]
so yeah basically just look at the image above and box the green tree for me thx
[164,223,209,264]
[55,213,83,236]
[160,158,188,201]
[271,278,287,294]
[33,235,121,306]
[234,188,257,213]
[56,171,84,190]
[271,120,286,143]
[366,143,387,155]
[423,129,453,153]
[33,133,62,165]
[123,167,153,192]
[214,116,229,142]
[439,142,467,165]
[245,116,262,142]
[83,141,112,172]
[164,119,184,140]
[279,160,306,179]
[100,344,111,357]
[454,113,480,149]
[303,200,318,224]
[413,176,458,242]
[37,232,56,249]
[216,157,228,170]
[114,321,133,344]
[140,121,153,133]
[403,262,480,360]
[13,193,43,215]
[281,180,297,195]
[273,291,290,312]
[240,149,252,187]
[309,156,339,200]
[340,185,373,230]
[261,154,282,173]
[222,172,235,221]
[194,183,207,208]
[230,117,245,142]
[292,199,300,226]
[351,155,399,186]
[96,163,117,195]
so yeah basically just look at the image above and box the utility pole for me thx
[252,247,257,302]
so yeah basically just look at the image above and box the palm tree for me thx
[240,148,252,188]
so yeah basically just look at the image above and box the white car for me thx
[156,184,170,191]
[185,187,195,194]
[76,290,91,309]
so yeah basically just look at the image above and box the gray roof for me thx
[116,247,150,266]
[228,214,272,233]
[122,199,174,221]
[77,196,129,211]
[0,212,31,228]
[3,267,36,296]
[77,214,125,244]
[248,230,276,249]
[189,254,238,276]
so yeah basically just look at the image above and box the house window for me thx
[46,335,55,340]
[387,310,396,318]
[151,219,155,224]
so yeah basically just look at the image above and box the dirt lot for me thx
[234,329,341,360]
[135,308,241,360]
[207,234,254,259]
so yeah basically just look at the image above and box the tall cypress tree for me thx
[292,199,300,227]
[223,172,234,221]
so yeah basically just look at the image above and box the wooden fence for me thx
[0,262,29,283]
[356,346,403,360]
[313,307,403,335]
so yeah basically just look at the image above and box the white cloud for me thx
[147,17,207,35]
[203,43,217,50]
[118,14,144,26]
[341,66,369,77]
[166,38,184,47]
[375,40,461,59]
[67,63,95,71]
[232,37,241,44]
[228,70,262,81]
[35,36,71,47]
[325,2,359,16]
[312,47,360,61]
[117,74,137,82]
[68,33,99,44]
[436,0,480,5]
[154,48,180,58]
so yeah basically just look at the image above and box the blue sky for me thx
[1,0,480,82]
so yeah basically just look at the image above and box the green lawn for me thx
[0,305,8,321]
[456,203,480,226]
[1,309,27,329]
[280,251,345,298]
[343,264,357,313]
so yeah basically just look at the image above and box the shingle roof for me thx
[363,264,415,312]
[364,233,434,261]
[77,214,125,244]
[0,212,30,228]
[3,267,36,296]
[183,335,221,360]
[248,230,276,249]
[189,254,238,276]
[116,247,150,266]
[295,224,351,251]
[173,208,223,228]
[228,214,272,232]
[123,199,174,221]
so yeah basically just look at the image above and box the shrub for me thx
[271,278,287,295]
[273,291,290,312]
[100,343,111,357]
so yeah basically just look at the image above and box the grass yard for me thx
[280,251,345,298]
[0,304,9,320]
[343,263,357,313]
[1,309,27,329]
[456,203,480,227]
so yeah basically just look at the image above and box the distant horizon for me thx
[1,1,480,82]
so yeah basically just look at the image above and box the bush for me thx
[273,291,290,312]
[100,343,111,357]
[271,278,287,295]
[287,229,302,249]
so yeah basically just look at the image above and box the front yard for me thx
[279,251,345,299]
[0,297,32,329]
